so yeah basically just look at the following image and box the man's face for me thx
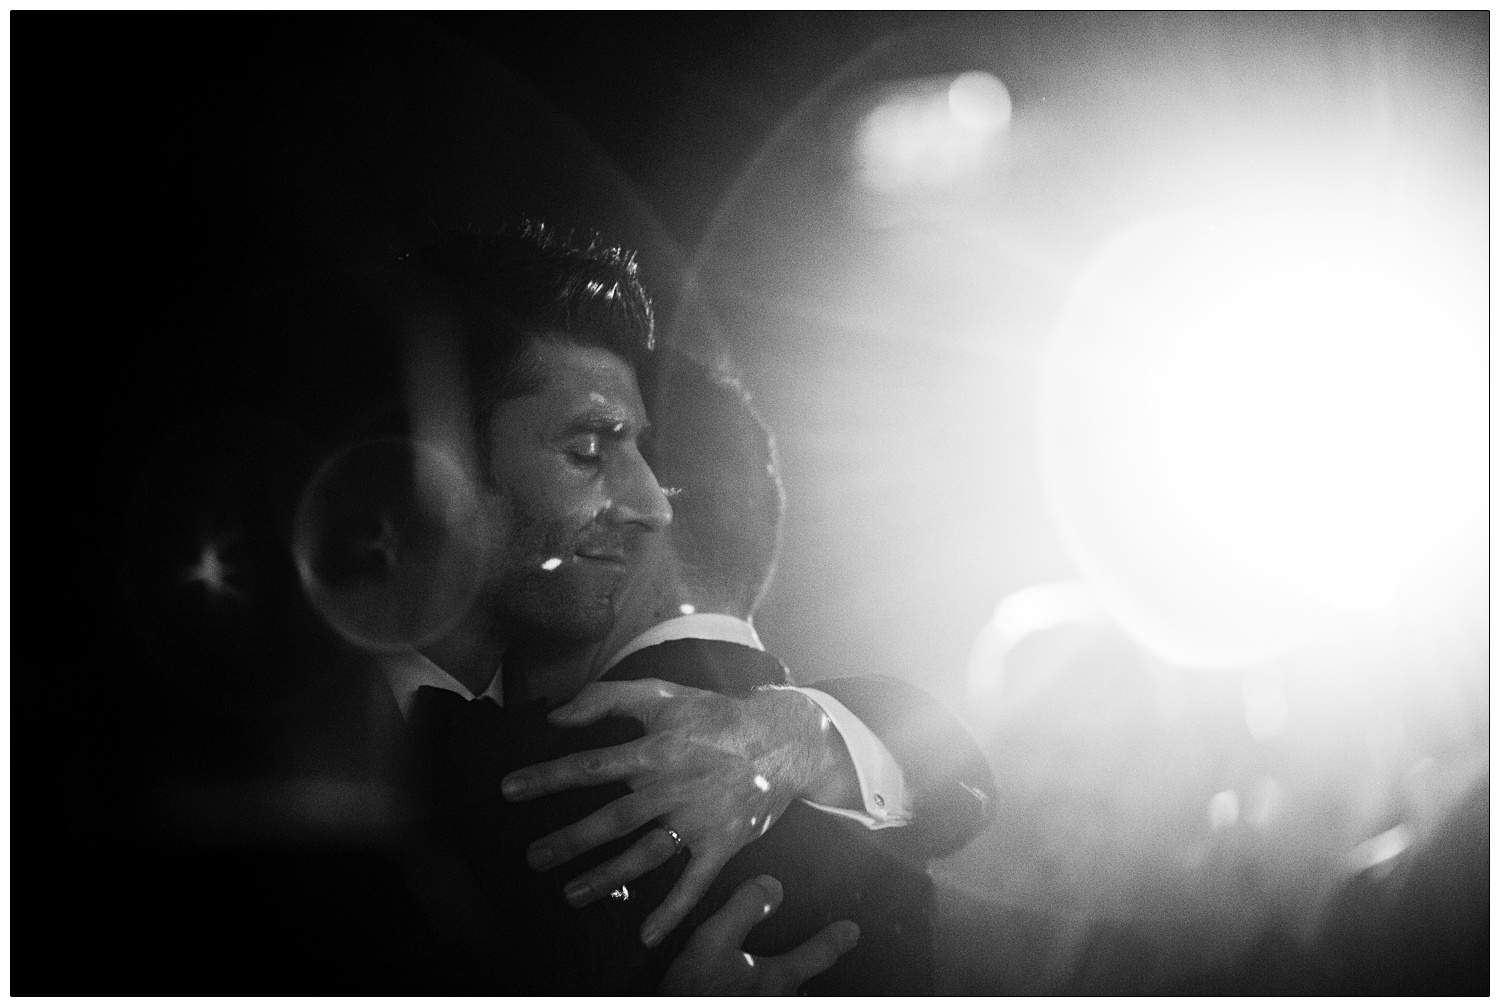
[481,338,672,642]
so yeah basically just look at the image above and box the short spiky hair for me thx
[401,222,656,469]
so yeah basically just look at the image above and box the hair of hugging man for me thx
[639,351,787,619]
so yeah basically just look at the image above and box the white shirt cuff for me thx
[792,687,912,830]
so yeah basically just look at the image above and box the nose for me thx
[605,447,673,533]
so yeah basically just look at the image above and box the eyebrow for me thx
[562,406,648,439]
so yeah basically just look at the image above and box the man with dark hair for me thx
[393,223,667,683]
[353,225,865,992]
[365,225,990,993]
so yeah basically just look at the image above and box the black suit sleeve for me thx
[808,675,995,861]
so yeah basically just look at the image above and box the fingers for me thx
[639,845,730,948]
[559,826,682,909]
[770,919,860,988]
[502,736,650,801]
[547,678,680,728]
[524,790,660,872]
[680,874,784,957]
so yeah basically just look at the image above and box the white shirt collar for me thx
[379,648,504,720]
[602,613,764,672]
[379,613,762,715]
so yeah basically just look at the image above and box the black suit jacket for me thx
[408,637,994,994]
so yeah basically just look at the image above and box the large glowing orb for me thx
[1039,212,1482,669]
[293,438,487,652]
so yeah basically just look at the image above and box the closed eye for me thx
[563,433,602,463]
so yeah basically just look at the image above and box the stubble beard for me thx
[488,496,621,644]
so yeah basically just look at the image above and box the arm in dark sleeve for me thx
[809,675,995,861]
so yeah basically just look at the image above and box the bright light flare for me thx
[185,540,242,598]
[1207,790,1240,831]
[948,71,1012,130]
[856,71,1011,191]
[1144,218,1475,611]
[1345,823,1412,877]
[1041,210,1483,669]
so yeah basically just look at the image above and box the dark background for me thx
[17,13,1487,992]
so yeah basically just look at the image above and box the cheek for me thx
[500,466,608,541]
[476,496,512,552]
